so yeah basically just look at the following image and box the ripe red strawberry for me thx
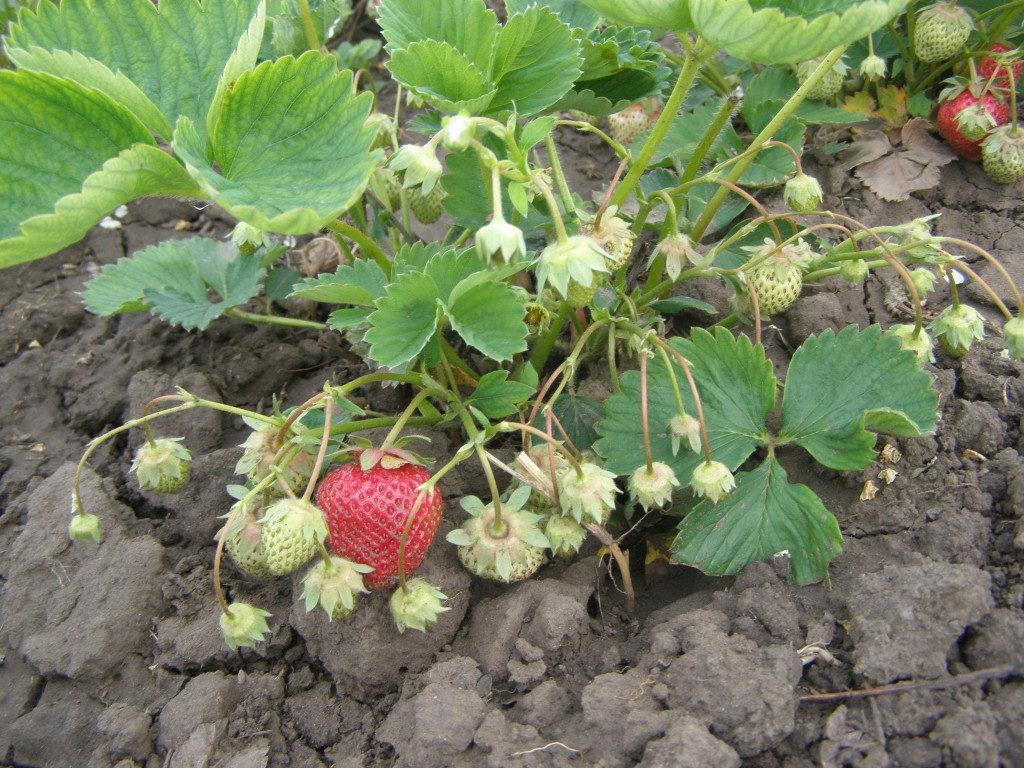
[936,87,1010,160]
[316,451,442,590]
[979,43,1022,87]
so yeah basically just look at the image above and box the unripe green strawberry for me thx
[566,280,597,308]
[580,212,635,269]
[749,263,802,315]
[259,498,326,576]
[840,259,870,283]
[890,324,935,364]
[796,58,849,100]
[931,303,984,358]
[447,486,550,583]
[544,514,586,557]
[981,126,1024,185]
[409,184,446,224]
[225,510,272,578]
[236,421,317,495]
[1003,316,1024,359]
[783,172,824,213]
[913,3,973,64]
[608,103,649,146]
[132,437,191,494]
[370,166,403,212]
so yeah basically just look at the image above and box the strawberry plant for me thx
[4,0,1023,650]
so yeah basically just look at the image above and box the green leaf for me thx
[650,99,734,165]
[487,5,582,116]
[576,0,692,31]
[424,248,485,303]
[717,120,805,187]
[173,52,382,235]
[596,329,775,479]
[445,280,528,362]
[671,457,842,585]
[681,182,747,236]
[505,0,601,32]
[534,392,602,451]
[687,0,909,65]
[289,260,388,305]
[393,242,450,275]
[742,69,861,132]
[388,40,498,115]
[83,237,264,330]
[467,370,535,418]
[0,70,203,268]
[379,0,499,73]
[519,116,557,153]
[328,307,371,330]
[365,271,440,368]
[264,0,350,57]
[7,0,264,143]
[265,266,301,301]
[780,325,939,471]
[442,148,511,229]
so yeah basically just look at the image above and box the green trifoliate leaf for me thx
[444,280,529,362]
[388,40,498,115]
[687,0,910,65]
[779,325,938,471]
[390,578,449,633]
[69,513,103,544]
[6,0,265,142]
[596,329,776,481]
[0,71,202,268]
[1004,317,1024,360]
[289,261,389,306]
[672,457,842,585]
[466,371,535,418]
[577,0,692,31]
[379,0,499,72]
[173,52,382,235]
[220,601,272,649]
[82,238,265,329]
[365,271,441,368]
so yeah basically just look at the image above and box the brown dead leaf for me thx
[839,129,892,171]
[855,153,941,202]
[900,118,957,167]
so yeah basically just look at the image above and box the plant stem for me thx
[225,307,327,331]
[639,353,655,472]
[690,45,848,241]
[535,176,570,242]
[303,396,333,501]
[530,301,572,371]
[381,390,432,449]
[296,0,321,51]
[501,421,583,474]
[679,93,739,183]
[609,42,706,209]
[584,522,635,615]
[545,134,575,214]
[326,220,392,275]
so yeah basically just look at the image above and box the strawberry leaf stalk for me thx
[390,578,449,633]
[447,486,550,583]
[131,437,192,493]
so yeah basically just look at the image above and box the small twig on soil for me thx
[799,661,1024,703]
[586,522,635,615]
[510,741,581,757]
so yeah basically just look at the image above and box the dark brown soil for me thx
[1,135,1023,768]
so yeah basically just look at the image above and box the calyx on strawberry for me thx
[628,461,680,510]
[579,209,635,270]
[741,238,816,316]
[301,555,372,620]
[390,578,449,633]
[220,601,272,650]
[258,498,327,576]
[131,437,192,494]
[316,446,442,590]
[979,43,1023,88]
[447,485,550,583]
[936,81,1010,161]
[931,303,985,358]
[236,417,317,495]
[980,125,1024,185]
[890,324,936,364]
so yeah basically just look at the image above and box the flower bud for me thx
[652,232,701,280]
[390,578,449,633]
[840,259,870,283]
[442,114,476,152]
[220,601,272,650]
[1003,316,1024,359]
[535,235,609,300]
[689,460,736,503]
[69,513,102,544]
[784,172,824,213]
[669,413,702,455]
[628,462,680,510]
[476,216,526,263]
[390,143,443,194]
[230,222,271,255]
